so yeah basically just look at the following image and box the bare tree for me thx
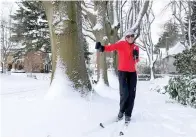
[82,0,150,82]
[139,2,158,80]
[82,1,110,85]
[187,1,193,48]
[123,0,150,39]
[0,4,14,73]
[171,0,193,49]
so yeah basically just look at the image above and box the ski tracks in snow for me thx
[1,74,196,137]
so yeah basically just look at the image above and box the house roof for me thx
[160,42,186,58]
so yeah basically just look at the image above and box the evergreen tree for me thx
[10,1,50,53]
[155,20,180,49]
[185,1,196,46]
[173,44,196,75]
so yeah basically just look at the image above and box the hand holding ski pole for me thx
[95,42,104,52]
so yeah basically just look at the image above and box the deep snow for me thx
[1,72,196,137]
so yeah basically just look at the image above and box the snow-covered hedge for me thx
[163,44,196,108]
[164,75,196,108]
[174,44,196,75]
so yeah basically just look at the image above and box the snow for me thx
[168,42,186,56]
[32,39,38,44]
[149,75,171,94]
[81,4,97,16]
[111,1,119,29]
[52,11,69,35]
[18,2,31,12]
[83,31,96,52]
[160,42,186,58]
[11,69,25,73]
[103,36,108,41]
[9,43,25,50]
[37,16,48,24]
[1,71,196,137]
[44,57,75,100]
[93,23,103,31]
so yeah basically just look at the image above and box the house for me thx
[23,51,51,73]
[156,42,186,74]
[0,47,51,73]
[0,48,24,72]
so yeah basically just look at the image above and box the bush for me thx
[165,75,196,108]
[174,44,196,75]
[164,44,196,108]
[138,65,161,75]
[143,66,150,74]
[7,64,12,71]
[18,64,24,70]
[40,69,44,73]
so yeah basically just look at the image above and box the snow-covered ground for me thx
[1,72,196,137]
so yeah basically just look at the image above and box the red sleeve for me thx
[135,46,139,63]
[104,41,122,52]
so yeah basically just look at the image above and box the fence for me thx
[137,74,182,81]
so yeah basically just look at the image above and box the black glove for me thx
[133,49,139,60]
[95,42,104,52]
[95,42,101,49]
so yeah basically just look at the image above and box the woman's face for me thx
[125,34,135,44]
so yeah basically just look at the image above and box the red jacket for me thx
[104,41,139,72]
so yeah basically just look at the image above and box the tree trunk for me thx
[93,1,109,86]
[109,28,119,76]
[42,1,91,93]
[106,1,120,76]
[172,1,187,48]
[113,51,118,75]
[1,62,3,73]
[188,1,192,49]
[150,63,155,81]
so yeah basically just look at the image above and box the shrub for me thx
[165,75,196,108]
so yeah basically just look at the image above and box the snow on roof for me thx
[168,42,186,55]
[160,42,186,58]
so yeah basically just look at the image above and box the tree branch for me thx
[130,1,150,31]
[84,34,96,41]
[83,26,93,33]
[125,6,133,30]
[81,2,96,26]
[121,0,127,9]
[135,42,146,51]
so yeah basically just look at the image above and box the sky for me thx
[0,0,19,19]
[0,0,173,50]
[151,0,173,44]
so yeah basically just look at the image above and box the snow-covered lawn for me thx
[1,72,196,137]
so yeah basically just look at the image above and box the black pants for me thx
[118,71,137,117]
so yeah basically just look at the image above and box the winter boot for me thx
[125,116,131,124]
[117,112,124,121]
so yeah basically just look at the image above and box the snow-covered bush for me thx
[165,75,196,108]
[163,44,196,108]
[174,44,196,75]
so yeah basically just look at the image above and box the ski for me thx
[119,122,130,136]
[99,117,120,128]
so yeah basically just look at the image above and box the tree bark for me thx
[93,1,109,86]
[42,1,91,93]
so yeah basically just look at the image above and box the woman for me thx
[95,30,139,124]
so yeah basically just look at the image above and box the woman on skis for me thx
[95,30,139,124]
